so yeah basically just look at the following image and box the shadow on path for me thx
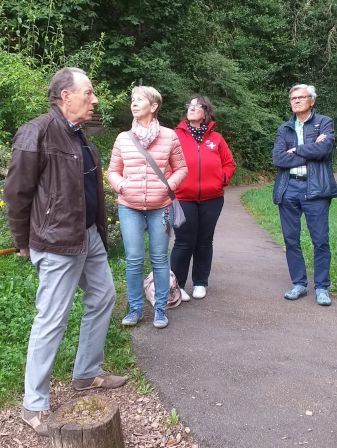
[133,186,337,448]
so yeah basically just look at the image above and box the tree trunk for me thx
[48,395,124,448]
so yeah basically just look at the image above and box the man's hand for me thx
[316,133,326,142]
[286,134,326,154]
[18,248,30,257]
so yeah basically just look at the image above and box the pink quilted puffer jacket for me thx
[107,126,188,210]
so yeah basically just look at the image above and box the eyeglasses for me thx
[82,146,97,175]
[185,103,204,110]
[289,95,311,102]
[84,165,97,175]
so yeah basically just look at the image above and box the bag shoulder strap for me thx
[128,131,175,200]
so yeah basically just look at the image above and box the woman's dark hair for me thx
[184,95,215,124]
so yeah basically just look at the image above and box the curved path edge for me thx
[132,186,337,448]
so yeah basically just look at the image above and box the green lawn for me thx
[241,184,337,292]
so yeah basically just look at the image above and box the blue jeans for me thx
[278,178,331,289]
[118,204,172,312]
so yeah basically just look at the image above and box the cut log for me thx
[48,395,124,448]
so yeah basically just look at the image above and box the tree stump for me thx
[48,395,124,448]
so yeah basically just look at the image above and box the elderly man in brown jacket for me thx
[4,67,126,437]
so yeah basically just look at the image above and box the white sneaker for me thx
[180,288,190,302]
[192,286,206,299]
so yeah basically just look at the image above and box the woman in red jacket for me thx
[170,95,236,300]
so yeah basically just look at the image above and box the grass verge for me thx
[241,183,337,292]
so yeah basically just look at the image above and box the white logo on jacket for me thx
[205,140,216,150]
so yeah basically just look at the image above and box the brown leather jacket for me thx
[4,106,107,255]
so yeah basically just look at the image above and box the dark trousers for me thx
[278,178,331,289]
[170,196,224,288]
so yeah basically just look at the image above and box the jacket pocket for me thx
[307,162,334,198]
[119,178,131,194]
[40,196,54,234]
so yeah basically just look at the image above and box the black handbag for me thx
[127,131,186,228]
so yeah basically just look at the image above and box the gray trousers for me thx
[23,225,115,411]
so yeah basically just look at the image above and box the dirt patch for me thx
[0,380,199,447]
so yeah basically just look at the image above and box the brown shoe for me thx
[21,407,50,437]
[72,372,127,391]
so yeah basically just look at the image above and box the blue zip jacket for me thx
[272,110,337,204]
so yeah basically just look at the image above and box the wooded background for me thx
[0,0,336,173]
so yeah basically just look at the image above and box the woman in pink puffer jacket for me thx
[107,86,187,329]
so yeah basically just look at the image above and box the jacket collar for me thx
[176,119,216,136]
[286,109,316,128]
[49,105,81,136]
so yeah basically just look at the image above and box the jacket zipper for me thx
[79,146,87,254]
[40,196,53,233]
[287,123,309,199]
[197,143,201,200]
[73,140,86,255]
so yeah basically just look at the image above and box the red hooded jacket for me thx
[174,120,236,201]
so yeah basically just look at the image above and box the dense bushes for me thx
[0,0,336,173]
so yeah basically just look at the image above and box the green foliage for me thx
[230,167,259,187]
[1,0,336,172]
[0,180,12,246]
[129,367,154,395]
[1,0,337,172]
[0,50,48,136]
[189,51,279,170]
[90,129,119,167]
[0,144,11,179]
[0,0,99,57]
[103,178,122,256]
[0,255,38,405]
[164,408,180,427]
[67,32,105,79]
[124,42,191,126]
[94,82,129,127]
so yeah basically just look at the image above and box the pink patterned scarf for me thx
[131,118,160,148]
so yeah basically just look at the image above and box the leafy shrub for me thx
[0,180,13,248]
[103,174,122,256]
[90,128,119,167]
[0,142,11,180]
[90,129,123,254]
[0,50,48,136]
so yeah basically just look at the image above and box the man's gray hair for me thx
[289,84,317,101]
[48,67,86,105]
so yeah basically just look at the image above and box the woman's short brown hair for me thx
[184,95,215,124]
[131,86,162,117]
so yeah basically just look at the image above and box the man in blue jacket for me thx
[272,84,337,305]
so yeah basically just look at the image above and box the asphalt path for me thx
[132,186,337,448]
